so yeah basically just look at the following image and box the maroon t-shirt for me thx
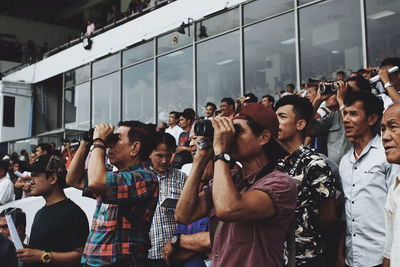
[205,169,297,267]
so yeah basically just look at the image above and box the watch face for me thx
[44,254,50,260]
[223,153,231,161]
[171,235,178,244]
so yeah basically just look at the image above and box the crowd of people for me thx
[0,57,400,267]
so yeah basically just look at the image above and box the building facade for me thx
[1,0,399,152]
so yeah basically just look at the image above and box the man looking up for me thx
[175,103,297,267]
[147,132,187,267]
[338,91,396,267]
[165,111,183,146]
[66,121,159,267]
[16,155,89,267]
[275,95,338,267]
[203,102,217,120]
[218,97,235,118]
[381,103,400,267]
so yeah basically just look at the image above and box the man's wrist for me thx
[41,251,52,264]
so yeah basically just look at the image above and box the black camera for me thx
[194,120,214,138]
[319,82,338,95]
[83,128,119,146]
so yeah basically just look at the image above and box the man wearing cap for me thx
[16,155,89,267]
[175,102,297,267]
[274,95,338,267]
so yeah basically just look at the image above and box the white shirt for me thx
[339,135,397,267]
[165,125,184,146]
[384,176,400,266]
[0,174,14,205]
[86,23,95,36]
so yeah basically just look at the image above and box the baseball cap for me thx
[234,102,288,159]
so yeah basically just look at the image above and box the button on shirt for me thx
[148,167,187,259]
[384,176,400,266]
[339,135,397,267]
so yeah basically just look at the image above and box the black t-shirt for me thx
[24,198,89,267]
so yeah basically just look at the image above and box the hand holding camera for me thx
[93,124,115,141]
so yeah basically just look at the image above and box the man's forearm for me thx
[66,141,89,190]
[179,232,211,252]
[50,248,84,266]
[87,142,107,196]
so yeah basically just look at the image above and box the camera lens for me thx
[194,120,214,137]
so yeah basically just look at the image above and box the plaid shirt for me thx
[81,163,159,267]
[148,167,187,259]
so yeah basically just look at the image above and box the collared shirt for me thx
[277,145,337,266]
[205,164,297,267]
[339,135,396,267]
[312,110,352,165]
[81,163,159,267]
[148,167,187,259]
[384,176,400,266]
[165,125,184,146]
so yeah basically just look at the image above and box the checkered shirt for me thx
[148,167,187,259]
[81,163,159,267]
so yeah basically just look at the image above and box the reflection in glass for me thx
[92,72,120,125]
[244,0,293,25]
[122,61,154,123]
[92,54,119,78]
[197,31,240,113]
[157,47,193,122]
[366,0,400,66]
[65,83,90,130]
[64,65,90,88]
[196,8,239,40]
[157,25,194,55]
[244,12,296,98]
[123,41,154,66]
[300,0,362,81]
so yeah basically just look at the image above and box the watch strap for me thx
[213,153,232,163]
[384,82,394,89]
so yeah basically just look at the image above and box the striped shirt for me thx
[81,163,159,267]
[148,167,187,259]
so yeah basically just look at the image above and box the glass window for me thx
[64,64,90,87]
[244,12,296,98]
[157,25,194,55]
[92,54,119,78]
[197,31,240,113]
[92,72,120,125]
[3,96,15,127]
[298,0,316,6]
[366,0,400,66]
[65,82,90,130]
[123,41,154,66]
[300,0,363,81]
[196,8,239,40]
[157,47,193,122]
[122,61,154,123]
[244,0,294,24]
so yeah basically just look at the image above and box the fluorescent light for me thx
[216,59,234,65]
[331,50,340,54]
[368,10,395,20]
[280,38,295,45]
[166,50,184,57]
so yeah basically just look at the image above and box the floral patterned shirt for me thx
[277,145,337,266]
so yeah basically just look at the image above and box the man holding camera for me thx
[378,57,400,110]
[175,103,297,267]
[67,121,159,267]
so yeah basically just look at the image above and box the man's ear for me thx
[368,113,379,126]
[296,119,307,131]
[130,141,141,158]
[49,174,58,185]
[259,130,272,146]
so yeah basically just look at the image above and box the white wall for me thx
[3,0,246,84]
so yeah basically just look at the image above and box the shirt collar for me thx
[149,165,172,179]
[350,134,380,163]
[120,163,143,172]
[238,161,276,187]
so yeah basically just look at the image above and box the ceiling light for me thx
[331,50,340,54]
[368,10,395,20]
[216,59,234,65]
[280,38,295,45]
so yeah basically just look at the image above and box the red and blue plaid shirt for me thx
[81,163,159,266]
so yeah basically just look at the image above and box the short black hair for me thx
[36,143,52,155]
[261,95,275,105]
[183,108,196,120]
[380,57,400,67]
[347,75,372,93]
[205,102,217,110]
[0,208,26,227]
[169,111,181,118]
[274,95,313,134]
[244,93,258,103]
[31,155,67,188]
[337,70,346,76]
[180,111,195,122]
[357,68,369,75]
[0,160,9,173]
[344,91,384,126]
[153,132,177,152]
[220,97,235,106]
[118,120,157,161]
[286,84,295,89]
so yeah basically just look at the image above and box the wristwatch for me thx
[384,82,394,89]
[171,234,181,248]
[213,153,233,163]
[42,251,52,264]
